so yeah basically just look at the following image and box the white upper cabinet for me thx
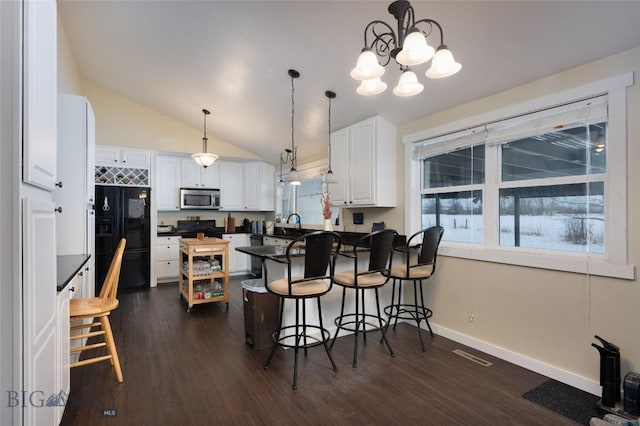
[22,0,57,191]
[180,157,220,188]
[219,161,244,211]
[330,116,396,207]
[244,161,275,211]
[156,155,181,211]
[96,145,151,169]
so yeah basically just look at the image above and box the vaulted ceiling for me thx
[58,1,640,164]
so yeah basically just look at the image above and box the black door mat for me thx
[523,379,601,425]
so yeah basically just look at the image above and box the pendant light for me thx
[191,109,219,168]
[323,90,338,184]
[281,69,301,186]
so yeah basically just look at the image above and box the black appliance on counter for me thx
[249,234,263,278]
[176,219,217,238]
[95,185,151,293]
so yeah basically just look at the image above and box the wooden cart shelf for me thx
[179,238,230,312]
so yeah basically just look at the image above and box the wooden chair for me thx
[70,238,126,383]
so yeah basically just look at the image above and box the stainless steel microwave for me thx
[180,188,221,210]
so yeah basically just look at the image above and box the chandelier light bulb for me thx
[356,77,387,96]
[350,48,385,81]
[393,68,424,97]
[396,30,434,66]
[426,45,462,79]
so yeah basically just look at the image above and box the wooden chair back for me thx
[98,238,126,309]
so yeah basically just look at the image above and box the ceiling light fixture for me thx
[323,90,338,184]
[191,109,219,168]
[281,69,301,186]
[351,0,461,97]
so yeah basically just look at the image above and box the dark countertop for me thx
[57,254,91,292]
[235,245,303,260]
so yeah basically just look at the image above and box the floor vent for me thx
[452,349,493,367]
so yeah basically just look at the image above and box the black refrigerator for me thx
[95,185,151,293]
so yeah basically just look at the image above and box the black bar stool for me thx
[263,231,341,390]
[330,229,397,368]
[384,226,444,351]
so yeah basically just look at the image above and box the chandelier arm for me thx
[365,20,397,66]
[396,3,415,48]
[413,18,445,45]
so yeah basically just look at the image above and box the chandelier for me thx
[350,0,461,97]
[281,69,301,185]
[191,109,219,168]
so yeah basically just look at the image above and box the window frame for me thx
[404,72,634,279]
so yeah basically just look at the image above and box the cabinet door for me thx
[23,198,58,425]
[243,163,260,210]
[56,280,76,423]
[349,119,376,205]
[222,234,249,273]
[201,162,221,189]
[181,158,202,188]
[95,145,120,165]
[157,156,181,211]
[219,162,244,210]
[23,0,57,191]
[120,148,151,168]
[86,102,96,204]
[329,128,349,205]
[258,162,275,211]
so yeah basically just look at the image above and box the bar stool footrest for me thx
[334,313,387,334]
[384,304,433,322]
[271,324,332,350]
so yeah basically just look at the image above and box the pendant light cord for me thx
[327,95,332,171]
[291,73,296,168]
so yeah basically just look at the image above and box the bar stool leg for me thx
[330,287,347,349]
[375,288,394,357]
[393,279,402,331]
[302,299,308,357]
[264,297,284,369]
[413,279,426,352]
[317,298,338,372]
[419,281,433,337]
[360,288,367,343]
[293,299,301,390]
[352,287,360,368]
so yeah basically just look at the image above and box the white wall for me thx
[398,46,640,393]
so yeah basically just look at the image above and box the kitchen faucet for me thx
[287,213,302,233]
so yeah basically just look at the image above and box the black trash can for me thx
[242,279,279,350]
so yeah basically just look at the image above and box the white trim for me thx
[429,323,601,396]
[404,72,634,280]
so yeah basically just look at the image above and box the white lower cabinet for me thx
[157,236,181,281]
[57,279,77,422]
[222,233,250,274]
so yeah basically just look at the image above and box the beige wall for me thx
[398,46,640,386]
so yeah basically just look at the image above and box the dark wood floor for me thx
[61,276,576,425]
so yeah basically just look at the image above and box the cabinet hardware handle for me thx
[69,286,75,292]
[79,271,83,276]
[54,207,63,213]
[55,181,63,188]
[85,267,89,271]
[90,211,94,215]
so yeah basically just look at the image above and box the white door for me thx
[23,197,58,425]
[22,0,57,191]
[201,161,221,189]
[243,163,259,210]
[181,158,202,188]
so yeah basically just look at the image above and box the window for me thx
[404,72,633,279]
[278,175,339,225]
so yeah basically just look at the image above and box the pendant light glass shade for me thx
[350,48,385,81]
[396,30,435,66]
[393,68,424,97]
[356,77,387,96]
[191,152,219,168]
[192,109,218,168]
[285,167,301,185]
[425,45,462,79]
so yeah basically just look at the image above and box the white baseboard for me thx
[427,322,601,396]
